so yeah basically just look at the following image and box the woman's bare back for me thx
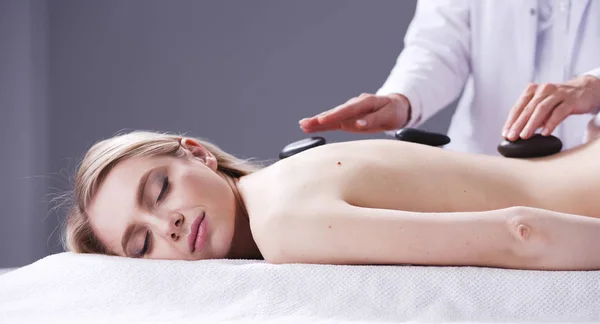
[253,137,600,219]
[236,134,600,269]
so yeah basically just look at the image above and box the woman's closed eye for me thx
[135,230,152,258]
[156,176,169,203]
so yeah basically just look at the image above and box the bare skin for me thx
[243,136,600,220]
[238,127,600,270]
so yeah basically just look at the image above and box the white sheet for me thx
[1,252,599,323]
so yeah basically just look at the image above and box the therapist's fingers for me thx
[505,94,547,141]
[298,118,364,133]
[520,95,563,139]
[299,94,389,133]
[315,95,365,118]
[316,94,385,125]
[353,106,404,133]
[316,94,369,122]
[299,94,370,132]
[506,84,557,141]
[299,122,341,133]
[299,110,400,134]
[542,102,572,136]
[503,84,537,137]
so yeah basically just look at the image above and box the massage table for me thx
[1,252,599,323]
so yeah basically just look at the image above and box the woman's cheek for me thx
[151,242,187,260]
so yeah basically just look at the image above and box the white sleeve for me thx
[583,67,600,115]
[583,67,600,79]
[376,0,472,128]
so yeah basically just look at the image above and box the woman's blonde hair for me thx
[63,130,261,255]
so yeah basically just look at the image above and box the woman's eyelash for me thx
[137,230,151,258]
[156,176,169,203]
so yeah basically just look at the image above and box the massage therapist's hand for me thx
[299,93,411,133]
[502,75,600,141]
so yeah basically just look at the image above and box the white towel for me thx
[1,252,600,323]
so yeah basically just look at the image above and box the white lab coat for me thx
[377,0,600,155]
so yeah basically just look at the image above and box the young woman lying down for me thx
[64,118,600,271]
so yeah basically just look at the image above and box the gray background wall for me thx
[0,0,457,268]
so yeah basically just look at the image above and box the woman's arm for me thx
[265,204,600,270]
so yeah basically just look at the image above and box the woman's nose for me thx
[168,213,184,241]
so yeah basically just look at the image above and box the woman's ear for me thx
[180,138,218,170]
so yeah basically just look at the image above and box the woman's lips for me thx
[188,212,207,253]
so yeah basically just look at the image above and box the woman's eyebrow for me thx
[136,169,153,208]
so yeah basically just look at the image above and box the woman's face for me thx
[87,139,238,260]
